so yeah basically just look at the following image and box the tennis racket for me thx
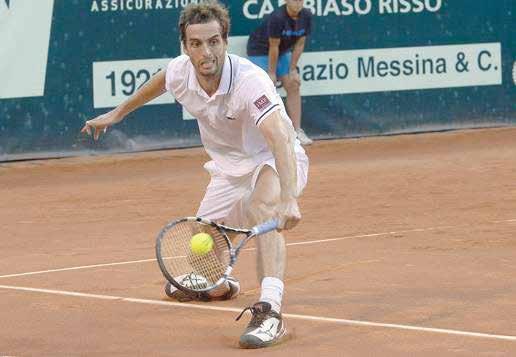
[155,217,278,298]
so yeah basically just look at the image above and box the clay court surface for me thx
[1,127,515,356]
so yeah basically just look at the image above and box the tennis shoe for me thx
[164,274,240,302]
[236,301,286,349]
[296,128,313,146]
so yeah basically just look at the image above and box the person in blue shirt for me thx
[247,0,313,145]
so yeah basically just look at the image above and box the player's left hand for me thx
[81,110,122,140]
[276,196,301,231]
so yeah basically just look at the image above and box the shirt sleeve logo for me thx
[253,95,272,111]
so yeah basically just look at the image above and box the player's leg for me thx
[277,52,300,130]
[239,165,287,348]
[278,77,301,131]
[249,51,307,144]
[278,52,312,145]
[247,166,286,283]
[235,153,308,348]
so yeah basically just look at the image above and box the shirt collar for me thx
[187,54,233,99]
[217,54,233,95]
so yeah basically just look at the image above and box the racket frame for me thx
[156,216,277,295]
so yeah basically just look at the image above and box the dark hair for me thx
[179,1,231,45]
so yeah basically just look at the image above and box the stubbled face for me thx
[286,0,304,16]
[183,20,227,80]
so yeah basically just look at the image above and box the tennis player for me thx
[247,0,313,145]
[81,1,308,349]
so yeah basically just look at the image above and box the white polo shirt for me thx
[165,53,305,177]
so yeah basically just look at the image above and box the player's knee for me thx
[246,193,276,224]
[245,166,281,224]
[246,188,280,224]
[283,78,300,93]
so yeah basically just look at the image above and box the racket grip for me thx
[252,218,279,235]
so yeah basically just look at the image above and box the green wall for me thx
[0,0,514,161]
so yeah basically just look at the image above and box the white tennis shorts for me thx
[196,153,309,227]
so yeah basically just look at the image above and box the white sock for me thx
[259,277,284,313]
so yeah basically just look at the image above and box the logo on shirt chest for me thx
[254,95,272,111]
[282,29,306,37]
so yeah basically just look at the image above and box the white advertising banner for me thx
[228,37,502,96]
[0,0,54,99]
[92,58,175,109]
[296,43,502,95]
[92,41,502,112]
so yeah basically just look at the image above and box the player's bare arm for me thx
[258,110,301,230]
[81,70,167,140]
[267,37,281,84]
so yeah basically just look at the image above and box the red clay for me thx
[1,127,515,356]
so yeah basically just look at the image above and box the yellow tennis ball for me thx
[190,232,214,255]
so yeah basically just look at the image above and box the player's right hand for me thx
[81,111,122,140]
[276,196,301,231]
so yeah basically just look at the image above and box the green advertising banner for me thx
[0,0,514,161]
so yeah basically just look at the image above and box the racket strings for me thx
[159,221,230,290]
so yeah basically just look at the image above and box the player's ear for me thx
[182,41,190,56]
